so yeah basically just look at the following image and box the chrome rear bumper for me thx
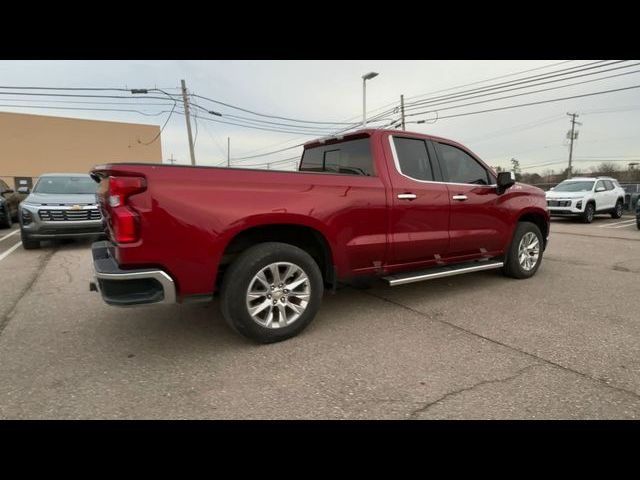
[91,240,176,306]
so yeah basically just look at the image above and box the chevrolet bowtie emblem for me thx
[70,204,82,210]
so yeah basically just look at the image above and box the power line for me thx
[403,63,640,118]
[189,93,360,126]
[0,103,179,116]
[407,83,640,121]
[403,60,618,111]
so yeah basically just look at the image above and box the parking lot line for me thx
[599,219,636,228]
[0,241,22,262]
[0,229,19,243]
[608,220,637,229]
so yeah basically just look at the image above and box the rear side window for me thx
[393,137,435,181]
[603,180,614,190]
[299,138,374,176]
[438,143,491,185]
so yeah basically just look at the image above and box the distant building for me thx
[0,111,162,190]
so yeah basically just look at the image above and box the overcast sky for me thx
[1,60,639,175]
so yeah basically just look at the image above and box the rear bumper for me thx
[91,240,176,306]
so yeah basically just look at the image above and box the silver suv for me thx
[19,173,104,249]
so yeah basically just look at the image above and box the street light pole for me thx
[361,72,379,127]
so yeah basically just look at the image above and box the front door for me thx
[433,141,511,260]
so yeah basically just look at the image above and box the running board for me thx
[383,260,504,286]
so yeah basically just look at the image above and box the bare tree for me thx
[596,162,619,176]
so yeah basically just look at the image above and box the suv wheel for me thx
[582,202,595,223]
[20,230,40,249]
[503,222,544,279]
[611,200,624,219]
[220,242,324,343]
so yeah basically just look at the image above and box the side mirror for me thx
[497,171,516,195]
[595,186,605,192]
[549,187,555,191]
[17,187,30,194]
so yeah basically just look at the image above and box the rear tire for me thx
[220,242,324,343]
[503,222,544,279]
[582,202,595,223]
[611,200,624,219]
[21,230,40,249]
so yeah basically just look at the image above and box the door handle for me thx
[452,195,468,201]
[397,193,417,200]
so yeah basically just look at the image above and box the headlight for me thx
[21,208,33,225]
[576,200,583,210]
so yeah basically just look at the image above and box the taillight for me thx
[107,176,146,244]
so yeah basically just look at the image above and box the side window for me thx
[438,143,490,185]
[393,137,434,181]
[595,180,605,191]
[603,180,614,190]
[299,137,374,176]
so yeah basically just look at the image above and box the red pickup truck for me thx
[90,128,549,343]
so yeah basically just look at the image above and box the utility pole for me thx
[566,112,581,177]
[181,79,196,166]
[227,137,230,167]
[400,94,406,131]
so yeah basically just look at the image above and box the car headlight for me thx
[576,200,583,210]
[21,208,33,225]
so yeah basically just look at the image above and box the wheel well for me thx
[518,213,548,247]
[217,224,334,288]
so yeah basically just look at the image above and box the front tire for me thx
[503,222,544,279]
[582,202,595,223]
[611,200,624,219]
[220,242,324,343]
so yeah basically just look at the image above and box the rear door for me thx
[603,180,618,209]
[594,180,612,210]
[433,141,510,260]
[385,135,450,269]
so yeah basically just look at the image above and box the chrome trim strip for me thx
[387,135,497,188]
[384,261,504,286]
[94,269,176,304]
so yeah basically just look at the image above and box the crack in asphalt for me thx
[408,364,542,419]
[0,248,56,336]
[358,289,640,405]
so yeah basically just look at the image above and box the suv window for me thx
[393,137,434,181]
[438,143,491,185]
[595,180,605,191]
[299,137,374,176]
[603,180,614,190]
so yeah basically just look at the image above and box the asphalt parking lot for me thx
[0,214,639,419]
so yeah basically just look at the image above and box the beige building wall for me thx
[0,111,162,189]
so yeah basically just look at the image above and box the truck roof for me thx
[303,128,460,149]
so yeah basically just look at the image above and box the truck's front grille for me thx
[547,200,571,207]
[38,209,102,221]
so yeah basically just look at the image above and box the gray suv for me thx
[19,173,105,249]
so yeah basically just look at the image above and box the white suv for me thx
[546,177,626,223]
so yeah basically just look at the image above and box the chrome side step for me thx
[383,260,504,286]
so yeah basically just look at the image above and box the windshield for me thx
[553,181,594,192]
[33,176,97,194]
